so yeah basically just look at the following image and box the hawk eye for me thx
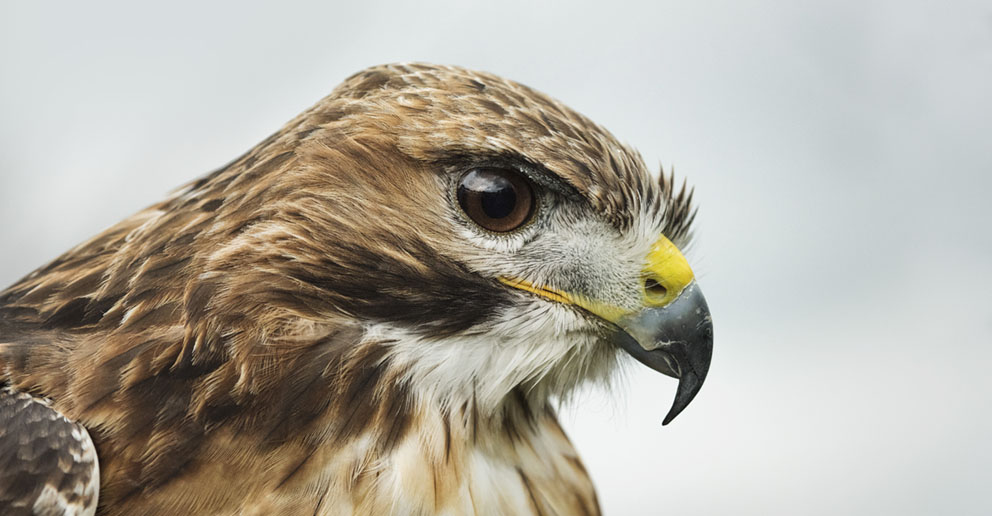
[457,167,535,233]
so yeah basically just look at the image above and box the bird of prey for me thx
[0,63,713,515]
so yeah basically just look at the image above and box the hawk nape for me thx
[0,63,713,515]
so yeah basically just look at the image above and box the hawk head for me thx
[0,63,714,513]
[170,63,712,424]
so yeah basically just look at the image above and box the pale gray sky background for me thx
[2,1,990,514]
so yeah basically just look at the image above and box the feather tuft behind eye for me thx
[457,167,535,232]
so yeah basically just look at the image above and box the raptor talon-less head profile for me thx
[0,63,712,515]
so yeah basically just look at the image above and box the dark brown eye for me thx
[457,167,535,232]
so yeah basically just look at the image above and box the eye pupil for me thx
[480,178,517,219]
[457,167,535,232]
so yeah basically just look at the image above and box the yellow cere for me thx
[498,234,695,323]
[642,234,695,308]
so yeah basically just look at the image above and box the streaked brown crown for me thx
[201,63,694,236]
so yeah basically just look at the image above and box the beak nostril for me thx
[644,277,668,298]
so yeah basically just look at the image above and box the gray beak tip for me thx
[662,368,705,425]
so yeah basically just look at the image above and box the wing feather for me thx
[0,387,99,516]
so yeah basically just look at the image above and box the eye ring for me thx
[456,167,536,233]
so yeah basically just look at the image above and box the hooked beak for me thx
[500,235,713,425]
[612,281,712,424]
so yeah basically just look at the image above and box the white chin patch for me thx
[374,297,618,414]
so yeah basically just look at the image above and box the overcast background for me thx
[2,1,990,514]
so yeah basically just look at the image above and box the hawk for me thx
[0,63,713,515]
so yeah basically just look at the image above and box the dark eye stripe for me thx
[457,167,535,232]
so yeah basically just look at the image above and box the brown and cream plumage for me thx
[0,63,713,515]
